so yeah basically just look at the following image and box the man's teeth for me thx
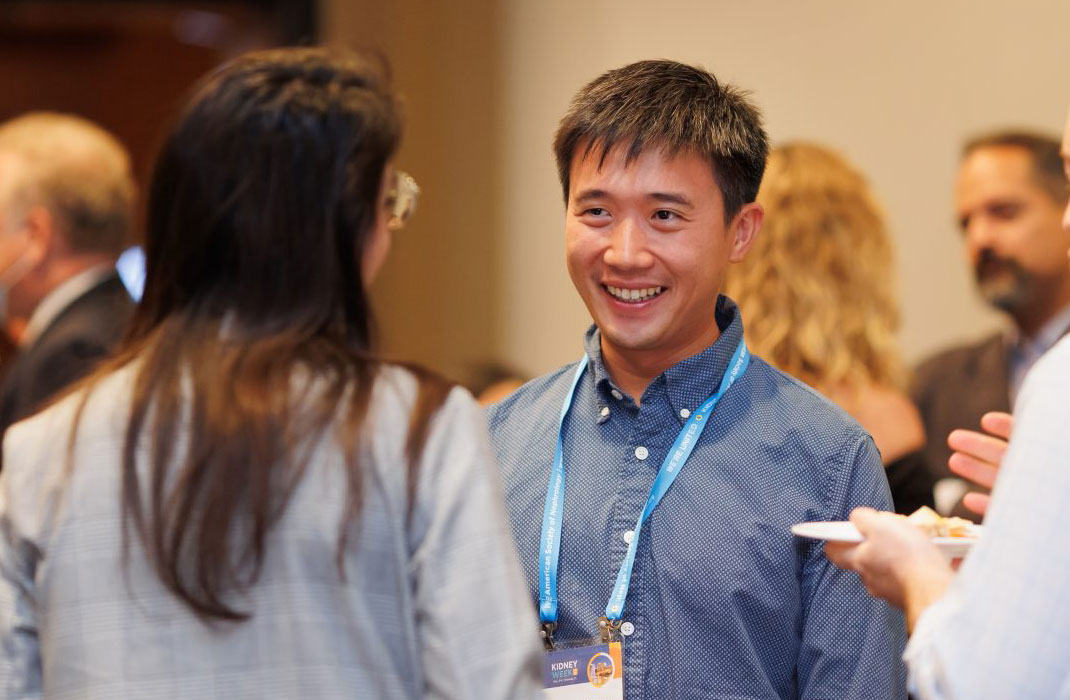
[605,285,664,302]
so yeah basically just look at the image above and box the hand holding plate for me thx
[825,507,953,629]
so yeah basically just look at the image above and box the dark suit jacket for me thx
[0,272,134,439]
[911,332,1010,493]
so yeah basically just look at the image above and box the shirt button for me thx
[611,389,623,400]
[680,408,691,418]
[634,446,649,460]
[620,621,635,636]
[622,530,635,544]
[600,406,610,418]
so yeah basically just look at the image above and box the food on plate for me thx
[900,506,973,538]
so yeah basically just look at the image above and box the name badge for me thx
[542,642,623,698]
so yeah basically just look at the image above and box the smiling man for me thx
[487,60,906,700]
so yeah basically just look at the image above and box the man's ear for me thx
[21,205,54,264]
[727,202,763,263]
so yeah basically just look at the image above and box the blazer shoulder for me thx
[40,276,134,347]
[3,362,133,474]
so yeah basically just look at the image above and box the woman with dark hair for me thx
[0,47,540,699]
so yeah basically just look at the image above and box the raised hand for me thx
[946,411,1012,516]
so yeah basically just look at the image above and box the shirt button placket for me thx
[620,400,658,700]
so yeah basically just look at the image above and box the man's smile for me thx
[602,284,666,304]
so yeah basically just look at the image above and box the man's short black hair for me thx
[553,59,769,222]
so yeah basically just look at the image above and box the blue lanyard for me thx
[537,339,750,637]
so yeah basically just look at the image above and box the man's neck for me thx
[10,259,113,346]
[7,255,110,321]
[1012,288,1070,341]
[600,327,721,403]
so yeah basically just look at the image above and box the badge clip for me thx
[540,621,557,651]
[598,615,622,643]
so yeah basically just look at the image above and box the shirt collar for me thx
[20,264,115,349]
[581,294,745,423]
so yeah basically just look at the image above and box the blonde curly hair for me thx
[724,142,904,393]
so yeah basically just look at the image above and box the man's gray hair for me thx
[0,111,134,254]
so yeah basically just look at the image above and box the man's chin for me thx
[978,282,1029,314]
[597,324,661,354]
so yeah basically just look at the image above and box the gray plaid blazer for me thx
[0,363,541,700]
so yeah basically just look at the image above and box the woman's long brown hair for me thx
[72,47,451,622]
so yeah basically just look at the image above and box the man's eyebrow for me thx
[573,188,609,204]
[648,192,694,207]
[571,189,696,207]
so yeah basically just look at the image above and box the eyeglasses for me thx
[385,170,420,230]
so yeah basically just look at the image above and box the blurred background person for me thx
[0,47,540,699]
[726,142,934,514]
[0,112,136,439]
[912,131,1070,517]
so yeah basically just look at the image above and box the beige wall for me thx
[323,0,1070,380]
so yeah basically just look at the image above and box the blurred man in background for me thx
[0,112,135,439]
[912,131,1070,514]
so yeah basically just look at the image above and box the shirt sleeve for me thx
[0,440,44,699]
[407,388,543,700]
[798,432,908,700]
[905,346,1070,699]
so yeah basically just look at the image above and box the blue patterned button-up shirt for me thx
[487,296,906,700]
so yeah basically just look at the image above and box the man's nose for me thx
[603,219,654,270]
[965,218,997,262]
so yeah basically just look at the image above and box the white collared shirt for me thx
[19,264,116,349]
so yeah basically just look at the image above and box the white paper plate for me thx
[791,520,982,559]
